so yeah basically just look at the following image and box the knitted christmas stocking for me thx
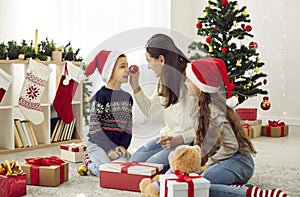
[0,68,12,103]
[246,186,288,197]
[53,61,84,123]
[18,60,52,125]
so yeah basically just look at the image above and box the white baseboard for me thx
[258,115,300,126]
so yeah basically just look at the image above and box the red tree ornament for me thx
[206,36,212,43]
[261,96,271,110]
[245,25,252,32]
[129,65,139,73]
[241,24,245,29]
[221,47,227,53]
[221,0,228,6]
[249,42,258,49]
[263,79,267,85]
[196,22,202,29]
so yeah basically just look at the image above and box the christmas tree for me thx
[188,0,268,105]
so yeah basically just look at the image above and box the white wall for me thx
[171,0,300,125]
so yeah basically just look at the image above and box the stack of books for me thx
[14,119,39,148]
[50,117,77,143]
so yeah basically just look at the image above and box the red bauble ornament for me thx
[129,65,139,73]
[261,96,271,110]
[214,25,218,29]
[221,0,228,6]
[263,79,267,85]
[249,42,258,49]
[221,47,227,53]
[206,36,212,43]
[245,25,252,32]
[196,22,202,29]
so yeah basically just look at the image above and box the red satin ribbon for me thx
[164,170,201,197]
[112,161,160,174]
[266,120,285,137]
[25,156,65,185]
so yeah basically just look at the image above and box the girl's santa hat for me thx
[186,57,238,108]
[84,50,122,82]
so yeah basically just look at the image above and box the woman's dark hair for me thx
[146,34,190,108]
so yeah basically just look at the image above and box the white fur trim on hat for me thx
[186,63,219,93]
[101,50,123,83]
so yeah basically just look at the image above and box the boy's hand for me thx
[107,149,121,160]
[115,146,131,159]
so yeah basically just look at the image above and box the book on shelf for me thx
[14,119,30,147]
[50,117,61,142]
[67,118,76,140]
[53,119,64,142]
[25,121,38,146]
[14,122,23,148]
[20,121,33,147]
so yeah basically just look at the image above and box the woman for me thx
[128,34,198,172]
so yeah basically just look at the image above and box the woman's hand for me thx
[115,146,131,159]
[107,149,121,160]
[129,70,141,93]
[156,135,184,149]
[200,165,208,173]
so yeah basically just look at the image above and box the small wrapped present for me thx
[60,143,87,163]
[236,108,257,120]
[160,170,210,197]
[242,119,262,138]
[242,123,253,138]
[21,156,68,187]
[262,120,289,137]
[0,160,26,197]
[99,161,163,192]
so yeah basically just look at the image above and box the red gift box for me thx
[0,173,27,197]
[99,161,163,192]
[236,108,257,120]
[21,156,68,187]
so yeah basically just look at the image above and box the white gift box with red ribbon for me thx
[60,143,86,163]
[160,171,210,197]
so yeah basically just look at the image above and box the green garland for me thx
[0,38,82,61]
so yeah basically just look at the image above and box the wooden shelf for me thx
[0,61,83,154]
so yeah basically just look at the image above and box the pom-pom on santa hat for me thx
[84,50,122,83]
[186,57,238,108]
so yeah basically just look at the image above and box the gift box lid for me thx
[161,173,210,190]
[99,161,163,176]
[60,143,87,152]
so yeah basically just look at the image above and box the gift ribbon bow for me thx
[60,143,87,152]
[268,120,285,127]
[164,170,201,197]
[0,160,23,176]
[112,161,160,174]
[25,156,65,185]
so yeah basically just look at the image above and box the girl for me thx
[185,57,288,197]
[129,34,198,172]
[78,50,133,177]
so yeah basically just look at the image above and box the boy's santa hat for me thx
[186,57,238,108]
[84,50,122,82]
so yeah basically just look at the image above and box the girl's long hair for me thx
[194,92,257,165]
[146,34,190,108]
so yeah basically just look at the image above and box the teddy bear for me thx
[139,145,201,197]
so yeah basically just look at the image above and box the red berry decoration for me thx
[245,25,252,32]
[241,24,245,29]
[249,42,258,49]
[261,96,271,110]
[221,47,227,53]
[263,79,267,85]
[221,0,228,6]
[196,22,202,29]
[206,36,212,43]
[129,65,139,73]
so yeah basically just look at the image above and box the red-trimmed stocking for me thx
[53,61,84,123]
[18,60,52,125]
[0,68,12,103]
